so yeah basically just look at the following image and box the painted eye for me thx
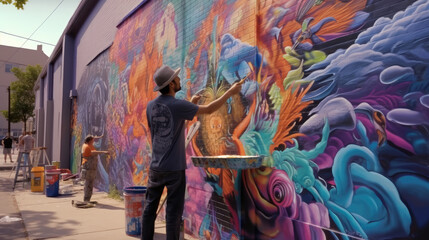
[373,111,386,126]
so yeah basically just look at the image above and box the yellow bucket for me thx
[31,167,45,192]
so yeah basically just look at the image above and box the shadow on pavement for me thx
[94,203,124,210]
[19,209,79,239]
[0,220,27,240]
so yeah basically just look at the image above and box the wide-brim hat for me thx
[153,65,181,92]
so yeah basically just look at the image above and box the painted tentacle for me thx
[313,179,367,240]
[301,119,330,159]
[350,164,411,239]
[326,201,368,240]
[330,144,382,207]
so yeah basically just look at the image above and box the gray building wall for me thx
[51,56,63,163]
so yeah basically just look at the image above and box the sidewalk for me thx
[0,151,191,240]
[13,180,158,239]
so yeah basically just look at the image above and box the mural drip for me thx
[71,0,429,239]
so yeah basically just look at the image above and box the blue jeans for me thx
[141,169,185,240]
[22,153,30,178]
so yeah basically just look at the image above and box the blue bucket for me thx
[45,169,61,197]
[124,186,147,236]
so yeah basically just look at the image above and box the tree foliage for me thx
[1,65,41,133]
[0,0,28,9]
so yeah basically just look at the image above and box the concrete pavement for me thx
[0,149,194,240]
[0,168,27,240]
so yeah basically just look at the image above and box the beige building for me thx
[0,44,48,138]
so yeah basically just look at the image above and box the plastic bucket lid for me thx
[46,169,61,174]
[124,186,147,194]
[31,167,45,172]
[45,165,57,170]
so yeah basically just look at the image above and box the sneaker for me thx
[72,200,95,208]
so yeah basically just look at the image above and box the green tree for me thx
[1,65,41,133]
[0,0,28,9]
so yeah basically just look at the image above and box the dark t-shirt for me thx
[2,137,13,148]
[147,95,198,171]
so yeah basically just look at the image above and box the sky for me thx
[0,0,82,57]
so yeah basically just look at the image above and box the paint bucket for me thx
[44,165,57,177]
[52,161,60,168]
[45,165,57,170]
[124,186,147,236]
[30,166,44,192]
[45,169,61,197]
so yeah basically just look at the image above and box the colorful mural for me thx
[72,50,111,192]
[71,0,429,239]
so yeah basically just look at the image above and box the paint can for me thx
[45,169,61,197]
[124,186,147,236]
[30,166,44,192]
[52,161,60,168]
[44,165,56,194]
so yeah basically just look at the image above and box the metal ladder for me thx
[12,152,31,190]
[12,147,51,190]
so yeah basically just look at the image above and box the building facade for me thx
[0,44,48,138]
[35,0,429,239]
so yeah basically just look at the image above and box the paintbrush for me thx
[195,89,207,98]
[238,72,251,84]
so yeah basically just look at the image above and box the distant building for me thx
[0,44,48,138]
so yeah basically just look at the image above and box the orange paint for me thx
[232,98,256,155]
[270,82,313,153]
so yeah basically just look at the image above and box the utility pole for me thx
[7,86,10,135]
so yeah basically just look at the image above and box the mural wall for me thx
[71,0,429,239]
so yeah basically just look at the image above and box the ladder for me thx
[12,147,51,190]
[12,152,31,190]
[32,147,51,167]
